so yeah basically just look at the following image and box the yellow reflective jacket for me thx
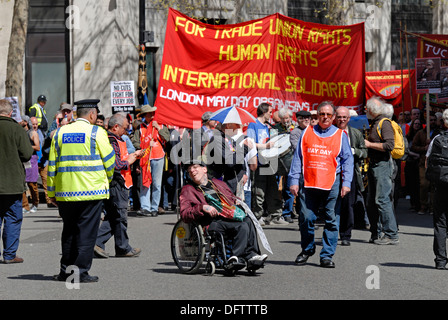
[29,103,45,125]
[47,118,115,201]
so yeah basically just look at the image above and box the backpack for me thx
[376,118,406,160]
[426,131,448,186]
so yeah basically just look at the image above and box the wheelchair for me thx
[170,219,262,276]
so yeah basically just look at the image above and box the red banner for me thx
[154,8,365,128]
[365,69,417,114]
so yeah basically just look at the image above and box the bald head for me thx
[336,107,350,130]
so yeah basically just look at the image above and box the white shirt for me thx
[232,131,257,191]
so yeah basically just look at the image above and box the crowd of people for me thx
[1,92,448,282]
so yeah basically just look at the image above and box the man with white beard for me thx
[364,96,399,245]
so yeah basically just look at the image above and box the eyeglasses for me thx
[319,113,333,117]
[337,116,348,119]
[298,117,310,120]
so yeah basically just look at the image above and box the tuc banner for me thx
[417,34,448,103]
[154,8,365,128]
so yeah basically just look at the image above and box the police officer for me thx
[48,99,115,283]
[28,95,49,134]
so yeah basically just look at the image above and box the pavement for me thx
[0,196,445,305]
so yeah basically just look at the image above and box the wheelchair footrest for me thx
[224,256,246,271]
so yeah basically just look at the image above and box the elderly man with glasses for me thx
[288,101,353,268]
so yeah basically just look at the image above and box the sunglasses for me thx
[319,113,334,117]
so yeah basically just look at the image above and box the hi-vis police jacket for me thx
[47,118,115,202]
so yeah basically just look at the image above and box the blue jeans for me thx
[244,190,251,209]
[139,157,164,212]
[0,195,23,260]
[367,160,398,240]
[298,176,341,261]
[162,175,174,208]
[282,181,295,217]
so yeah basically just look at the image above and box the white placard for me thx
[110,81,135,107]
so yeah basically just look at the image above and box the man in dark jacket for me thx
[0,99,34,263]
[411,112,440,215]
[425,109,448,269]
[336,107,368,245]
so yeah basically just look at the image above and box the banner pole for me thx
[404,25,414,108]
[400,29,448,49]
[426,93,430,140]
[400,23,405,115]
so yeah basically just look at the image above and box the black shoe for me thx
[341,239,350,246]
[295,252,312,265]
[53,273,68,281]
[435,262,447,270]
[320,259,335,268]
[283,216,294,223]
[151,210,158,217]
[80,275,99,283]
[137,209,151,217]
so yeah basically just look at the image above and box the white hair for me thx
[443,109,448,127]
[366,96,385,117]
[383,103,394,119]
[278,108,292,119]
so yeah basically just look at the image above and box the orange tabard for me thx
[117,139,133,189]
[300,126,343,190]
[110,136,133,189]
[140,123,165,160]
[139,123,165,187]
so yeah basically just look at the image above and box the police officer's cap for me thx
[37,95,47,102]
[74,99,101,112]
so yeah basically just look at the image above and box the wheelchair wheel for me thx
[171,220,205,274]
[205,261,216,276]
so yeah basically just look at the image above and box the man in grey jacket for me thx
[335,107,368,245]
[0,99,34,264]
[290,110,311,151]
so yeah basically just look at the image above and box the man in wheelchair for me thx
[179,159,268,272]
